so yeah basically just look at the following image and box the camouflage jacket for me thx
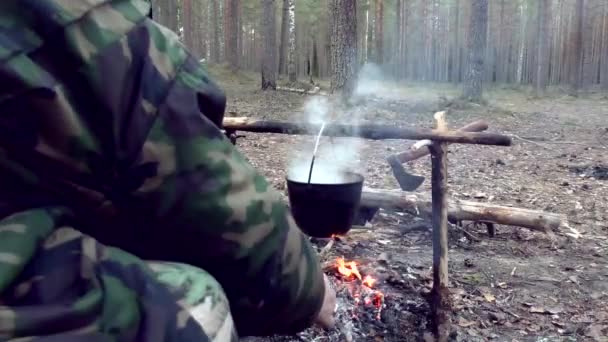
[0,0,324,339]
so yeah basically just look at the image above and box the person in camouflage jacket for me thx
[0,0,334,340]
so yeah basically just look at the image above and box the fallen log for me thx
[392,120,489,163]
[276,86,328,96]
[222,117,512,146]
[360,187,564,233]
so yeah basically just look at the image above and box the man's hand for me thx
[314,274,337,329]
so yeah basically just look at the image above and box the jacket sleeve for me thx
[132,47,327,336]
[0,0,326,336]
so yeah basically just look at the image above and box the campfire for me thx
[334,257,385,321]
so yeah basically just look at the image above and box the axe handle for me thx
[393,120,489,163]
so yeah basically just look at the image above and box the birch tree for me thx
[287,0,297,82]
[279,0,289,74]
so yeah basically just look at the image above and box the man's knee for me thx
[147,261,238,342]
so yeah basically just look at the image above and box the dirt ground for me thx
[210,66,608,342]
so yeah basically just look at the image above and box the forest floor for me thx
[208,65,608,342]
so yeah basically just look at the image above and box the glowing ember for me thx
[362,275,376,288]
[334,257,385,321]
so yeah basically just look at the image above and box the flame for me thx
[336,258,362,280]
[334,257,384,320]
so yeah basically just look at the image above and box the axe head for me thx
[387,155,425,191]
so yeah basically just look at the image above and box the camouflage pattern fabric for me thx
[0,0,325,340]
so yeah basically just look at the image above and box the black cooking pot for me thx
[286,172,364,237]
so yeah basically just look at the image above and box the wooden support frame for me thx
[222,117,512,146]
[223,113,513,340]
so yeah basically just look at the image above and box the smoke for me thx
[287,96,364,183]
[353,63,386,98]
[287,62,394,184]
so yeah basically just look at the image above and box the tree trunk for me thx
[261,0,277,90]
[164,0,178,33]
[183,0,193,49]
[151,0,162,25]
[329,0,358,97]
[224,0,239,70]
[463,0,488,102]
[571,0,584,96]
[211,0,221,63]
[534,0,550,96]
[237,0,242,68]
[374,0,384,64]
[363,1,369,64]
[287,0,297,82]
[279,0,289,74]
[602,1,608,93]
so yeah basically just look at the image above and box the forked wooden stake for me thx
[429,112,451,341]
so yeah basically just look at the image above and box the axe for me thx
[387,120,489,191]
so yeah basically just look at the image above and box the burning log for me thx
[390,119,489,163]
[360,188,565,233]
[221,117,512,146]
[429,112,451,340]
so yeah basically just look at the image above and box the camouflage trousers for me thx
[148,261,238,342]
[0,208,238,341]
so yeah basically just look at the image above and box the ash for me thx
[241,274,429,342]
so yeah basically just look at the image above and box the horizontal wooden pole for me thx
[361,187,565,233]
[393,120,490,163]
[222,117,512,146]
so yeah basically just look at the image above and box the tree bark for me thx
[463,0,488,102]
[222,117,512,146]
[163,0,178,33]
[571,0,585,96]
[601,2,608,93]
[279,0,289,74]
[224,0,239,70]
[374,0,384,64]
[329,0,358,97]
[182,0,193,49]
[211,0,221,63]
[534,0,551,96]
[261,0,278,90]
[360,188,564,233]
[451,0,460,83]
[287,0,297,82]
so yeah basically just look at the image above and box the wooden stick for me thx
[318,239,335,259]
[393,120,489,163]
[429,112,451,340]
[222,117,512,146]
[360,188,564,233]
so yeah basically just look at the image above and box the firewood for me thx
[221,117,512,146]
[360,188,565,233]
